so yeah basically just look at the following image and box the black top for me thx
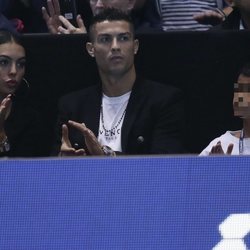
[1,95,45,157]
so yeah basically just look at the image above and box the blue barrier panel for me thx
[1,156,250,249]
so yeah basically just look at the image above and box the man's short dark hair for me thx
[88,8,135,42]
[240,62,250,77]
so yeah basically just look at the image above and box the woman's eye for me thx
[17,60,26,69]
[0,59,9,66]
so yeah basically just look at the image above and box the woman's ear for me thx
[86,42,95,57]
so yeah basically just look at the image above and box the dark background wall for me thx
[21,31,250,155]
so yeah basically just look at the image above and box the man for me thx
[42,0,161,34]
[54,8,184,156]
[213,0,250,29]
[200,62,250,155]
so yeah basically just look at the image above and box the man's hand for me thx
[42,0,86,34]
[42,0,62,34]
[209,141,234,155]
[68,120,104,155]
[193,10,225,26]
[60,124,86,156]
[58,15,86,34]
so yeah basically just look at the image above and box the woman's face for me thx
[0,41,25,97]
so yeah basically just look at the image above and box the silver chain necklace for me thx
[100,105,126,134]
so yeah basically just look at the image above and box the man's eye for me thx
[99,36,111,43]
[119,35,129,41]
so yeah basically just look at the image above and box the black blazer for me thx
[53,77,184,155]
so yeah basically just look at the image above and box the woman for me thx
[0,29,44,157]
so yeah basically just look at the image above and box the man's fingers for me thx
[53,0,61,15]
[68,120,103,155]
[68,120,87,132]
[60,148,86,157]
[58,15,75,29]
[75,149,86,156]
[61,124,72,147]
[76,15,87,33]
[47,0,56,16]
[41,6,50,21]
[68,121,95,140]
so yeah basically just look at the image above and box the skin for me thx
[193,7,233,26]
[193,0,233,25]
[42,0,135,34]
[86,20,139,96]
[60,20,139,156]
[90,0,135,15]
[0,41,25,141]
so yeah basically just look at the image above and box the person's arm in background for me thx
[193,0,233,26]
[42,0,86,34]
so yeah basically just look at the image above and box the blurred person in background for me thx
[42,0,162,34]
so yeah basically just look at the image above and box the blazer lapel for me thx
[83,84,102,137]
[121,77,148,151]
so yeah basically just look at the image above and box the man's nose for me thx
[111,38,120,50]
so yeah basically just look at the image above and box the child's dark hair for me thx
[88,8,134,41]
[239,62,250,77]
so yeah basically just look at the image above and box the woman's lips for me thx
[6,80,18,88]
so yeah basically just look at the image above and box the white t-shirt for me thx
[200,130,250,156]
[98,92,131,152]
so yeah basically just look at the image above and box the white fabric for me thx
[160,0,217,31]
[98,92,131,152]
[239,19,245,30]
[200,130,250,155]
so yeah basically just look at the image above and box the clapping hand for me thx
[0,94,12,133]
[209,141,234,155]
[59,121,104,156]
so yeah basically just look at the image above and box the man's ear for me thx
[134,39,139,55]
[86,42,95,57]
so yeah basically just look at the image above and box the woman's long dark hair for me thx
[0,29,22,46]
[0,30,28,99]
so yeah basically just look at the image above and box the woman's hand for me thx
[0,94,12,133]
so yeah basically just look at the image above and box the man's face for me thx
[233,74,250,117]
[89,0,135,15]
[86,20,139,77]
